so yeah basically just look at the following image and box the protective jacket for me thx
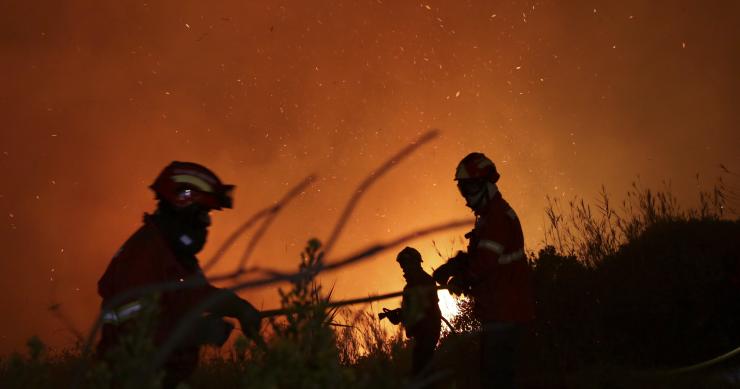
[97,214,220,355]
[401,271,442,338]
[465,192,535,323]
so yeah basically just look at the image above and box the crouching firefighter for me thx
[433,153,535,389]
[380,247,442,376]
[96,161,262,389]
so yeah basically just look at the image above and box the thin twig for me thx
[322,129,440,257]
[202,208,271,272]
[237,175,317,269]
[203,175,316,272]
[48,303,84,344]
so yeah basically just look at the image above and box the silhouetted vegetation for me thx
[518,179,740,388]
[2,179,738,388]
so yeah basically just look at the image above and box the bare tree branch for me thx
[202,209,269,272]
[322,129,440,257]
[202,175,316,273]
[48,302,84,344]
[236,175,317,270]
[259,285,448,318]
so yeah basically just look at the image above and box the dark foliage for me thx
[529,218,740,375]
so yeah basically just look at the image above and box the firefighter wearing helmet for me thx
[97,161,261,389]
[433,152,535,389]
[379,247,442,376]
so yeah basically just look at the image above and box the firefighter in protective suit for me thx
[97,161,261,388]
[380,247,442,376]
[433,153,535,389]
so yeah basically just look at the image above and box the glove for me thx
[433,263,454,286]
[379,308,402,325]
[206,289,264,348]
[237,300,262,339]
[447,276,468,296]
[434,251,471,286]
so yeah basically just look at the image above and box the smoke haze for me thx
[0,0,738,353]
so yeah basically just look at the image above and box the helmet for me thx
[454,152,500,183]
[150,161,234,210]
[396,246,423,264]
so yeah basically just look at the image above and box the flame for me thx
[437,289,460,323]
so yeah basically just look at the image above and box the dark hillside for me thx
[528,217,740,384]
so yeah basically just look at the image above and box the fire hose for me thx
[258,285,456,333]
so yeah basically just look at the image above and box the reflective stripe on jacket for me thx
[466,193,535,323]
[97,215,220,355]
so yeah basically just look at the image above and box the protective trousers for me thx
[162,314,233,389]
[480,322,522,389]
[410,320,441,376]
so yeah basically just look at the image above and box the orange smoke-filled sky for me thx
[1,0,738,354]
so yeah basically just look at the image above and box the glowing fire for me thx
[437,289,460,322]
